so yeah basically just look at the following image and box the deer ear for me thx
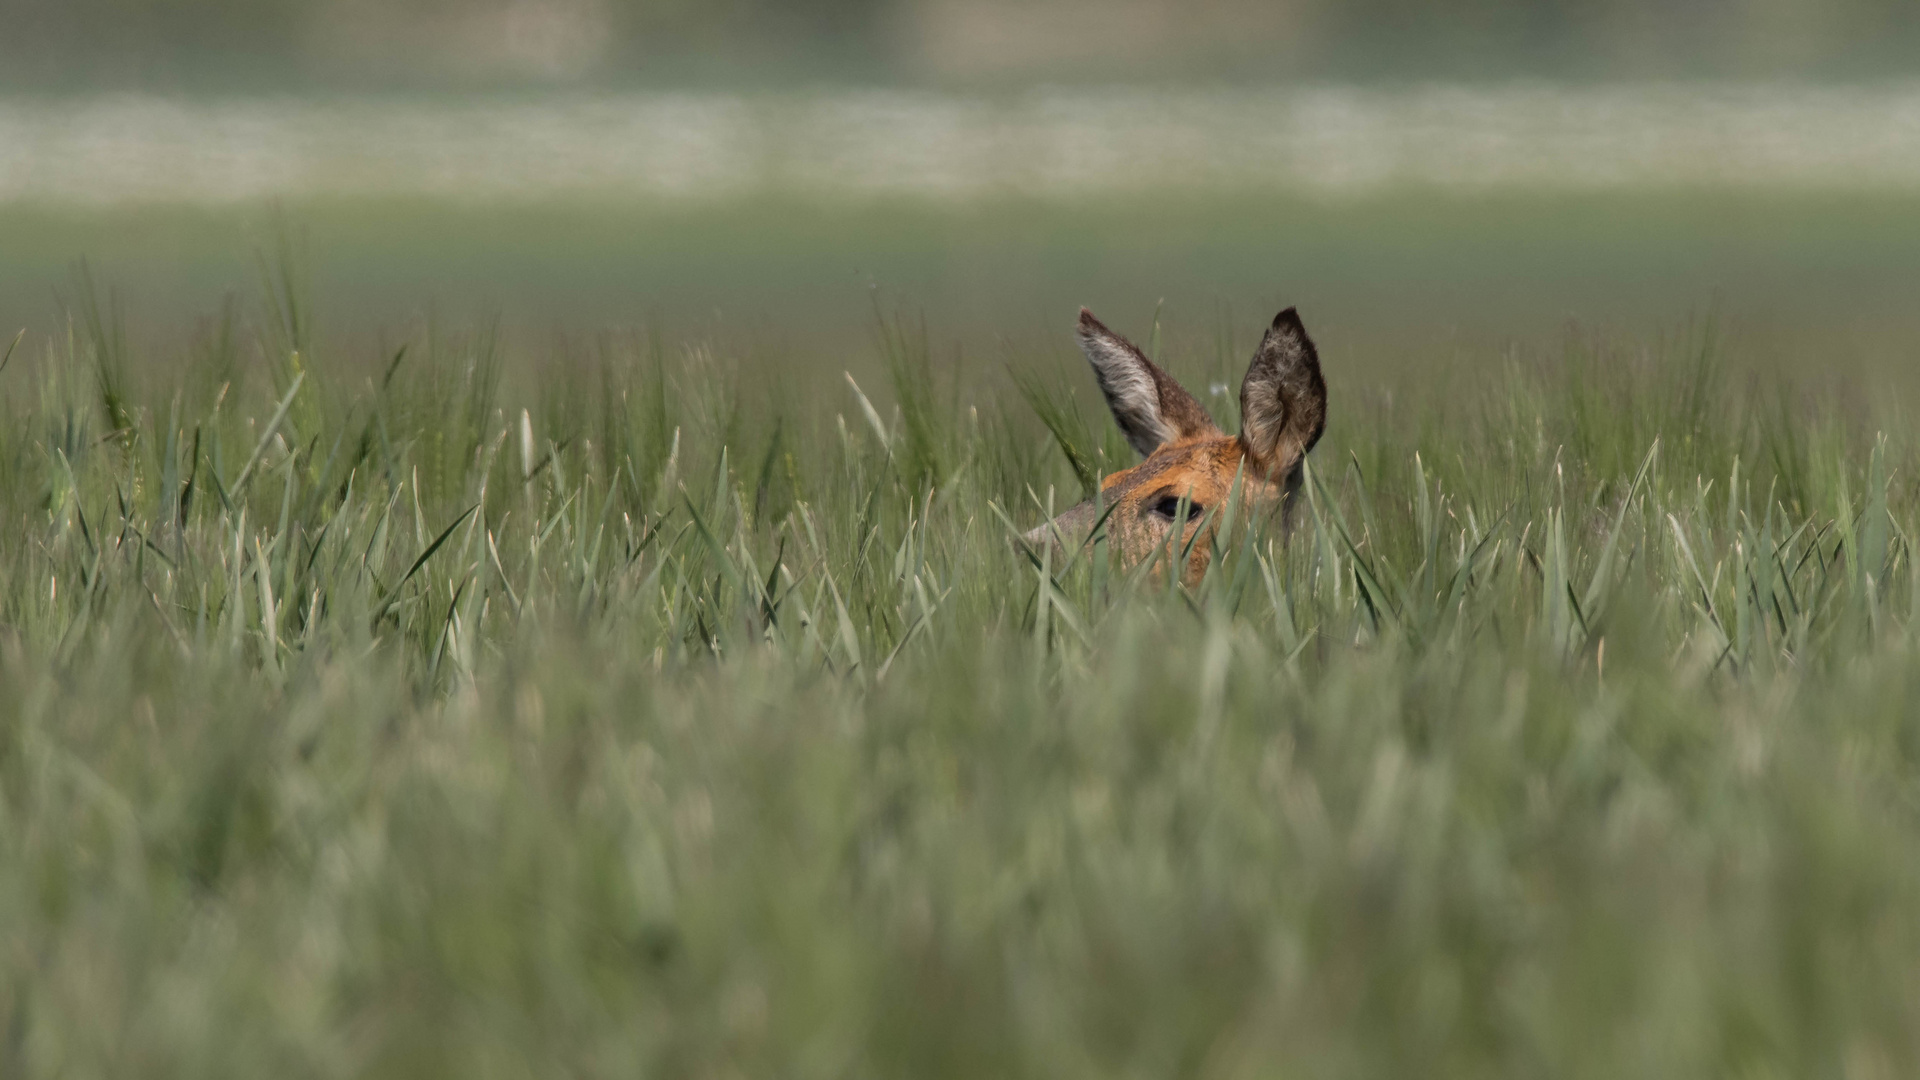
[1239,307,1327,478]
[1077,308,1217,458]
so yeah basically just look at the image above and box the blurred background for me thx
[8,0,1920,87]
[2,0,1919,391]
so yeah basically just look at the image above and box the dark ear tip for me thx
[1271,306,1303,330]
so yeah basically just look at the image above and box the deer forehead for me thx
[1098,436,1266,505]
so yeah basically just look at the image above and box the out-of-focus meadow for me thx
[8,3,1920,1078]
[6,83,1920,388]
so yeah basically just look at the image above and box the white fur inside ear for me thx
[1080,328,1172,457]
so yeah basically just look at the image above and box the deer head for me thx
[1024,307,1327,582]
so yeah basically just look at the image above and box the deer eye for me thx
[1151,495,1203,522]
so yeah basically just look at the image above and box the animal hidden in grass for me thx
[1024,307,1328,584]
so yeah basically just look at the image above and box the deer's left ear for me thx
[1239,308,1327,478]
[1078,308,1218,458]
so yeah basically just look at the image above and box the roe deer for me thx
[1024,307,1327,583]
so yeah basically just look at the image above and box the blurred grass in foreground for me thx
[2,255,1920,1077]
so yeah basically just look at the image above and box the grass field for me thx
[4,199,1920,1078]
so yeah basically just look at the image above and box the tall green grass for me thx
[3,275,1920,1078]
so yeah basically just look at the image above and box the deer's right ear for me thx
[1077,308,1217,458]
[1238,307,1327,479]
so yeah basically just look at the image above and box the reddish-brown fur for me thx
[1025,307,1328,583]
